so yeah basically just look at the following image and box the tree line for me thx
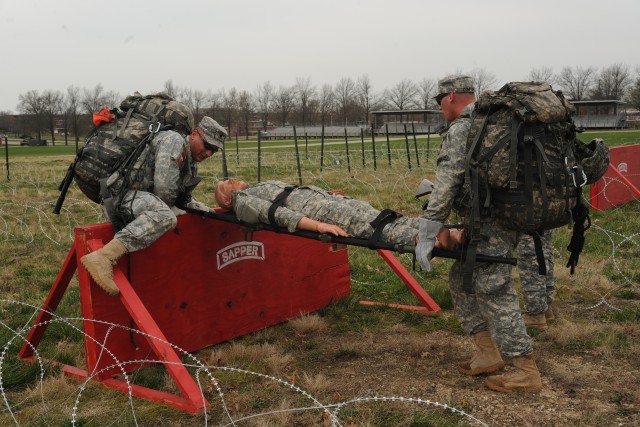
[2,63,639,145]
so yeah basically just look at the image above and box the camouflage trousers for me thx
[449,220,532,357]
[296,194,420,246]
[111,190,178,252]
[517,229,556,315]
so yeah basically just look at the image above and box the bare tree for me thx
[318,84,334,126]
[294,77,316,129]
[42,90,64,145]
[192,89,207,120]
[205,89,222,122]
[164,80,179,98]
[178,88,194,110]
[273,85,296,127]
[254,81,274,131]
[104,90,121,108]
[237,90,253,139]
[591,63,633,100]
[527,67,557,85]
[17,90,46,140]
[626,68,640,110]
[334,77,356,125]
[470,68,499,97]
[384,78,418,110]
[355,74,380,126]
[416,78,438,109]
[220,88,238,134]
[557,66,595,101]
[66,85,81,145]
[81,84,109,115]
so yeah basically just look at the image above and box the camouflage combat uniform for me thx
[424,104,532,357]
[109,130,199,252]
[517,229,556,315]
[232,180,420,245]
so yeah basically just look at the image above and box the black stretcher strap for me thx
[368,209,401,249]
[267,185,297,227]
[183,207,517,266]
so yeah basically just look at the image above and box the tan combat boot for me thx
[522,312,548,332]
[80,239,127,296]
[484,353,543,393]
[458,330,505,376]
[545,304,555,321]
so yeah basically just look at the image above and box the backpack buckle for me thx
[149,122,162,134]
[571,165,587,188]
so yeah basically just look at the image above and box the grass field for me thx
[0,130,638,426]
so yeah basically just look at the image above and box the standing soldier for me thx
[415,75,542,393]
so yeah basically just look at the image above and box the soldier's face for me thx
[189,131,217,162]
[439,93,456,121]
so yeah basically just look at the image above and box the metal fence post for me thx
[3,136,8,181]
[344,127,351,174]
[320,124,325,172]
[385,123,391,166]
[360,127,365,167]
[293,125,302,185]
[412,123,420,166]
[257,130,262,182]
[403,123,412,171]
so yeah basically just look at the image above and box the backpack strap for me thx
[368,209,402,249]
[117,103,137,139]
[267,185,297,227]
[566,192,591,274]
[529,231,547,275]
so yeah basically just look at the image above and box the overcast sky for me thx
[1,0,637,113]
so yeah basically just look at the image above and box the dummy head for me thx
[214,179,249,209]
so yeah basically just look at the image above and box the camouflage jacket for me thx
[423,103,475,223]
[121,130,198,207]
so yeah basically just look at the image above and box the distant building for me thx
[570,100,627,129]
[370,109,445,134]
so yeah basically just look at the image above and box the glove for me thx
[186,198,211,212]
[170,205,187,216]
[415,218,443,271]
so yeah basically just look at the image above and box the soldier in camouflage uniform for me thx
[81,116,227,297]
[518,230,556,331]
[213,179,462,246]
[414,75,542,393]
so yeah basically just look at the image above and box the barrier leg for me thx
[359,249,441,314]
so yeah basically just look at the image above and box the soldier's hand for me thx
[317,222,348,237]
[186,199,211,212]
[170,205,187,216]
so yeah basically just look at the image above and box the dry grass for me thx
[1,143,639,426]
[287,313,329,336]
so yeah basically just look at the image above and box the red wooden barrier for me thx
[590,144,640,210]
[19,213,351,413]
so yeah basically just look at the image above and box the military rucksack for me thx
[73,92,194,203]
[461,82,609,289]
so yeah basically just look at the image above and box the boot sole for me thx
[484,379,542,393]
[458,361,505,376]
[80,254,120,296]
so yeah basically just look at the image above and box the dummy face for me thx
[214,179,249,209]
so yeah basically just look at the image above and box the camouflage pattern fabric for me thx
[424,103,532,357]
[110,130,198,252]
[517,229,556,315]
[423,104,475,223]
[233,181,420,245]
[449,221,532,357]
